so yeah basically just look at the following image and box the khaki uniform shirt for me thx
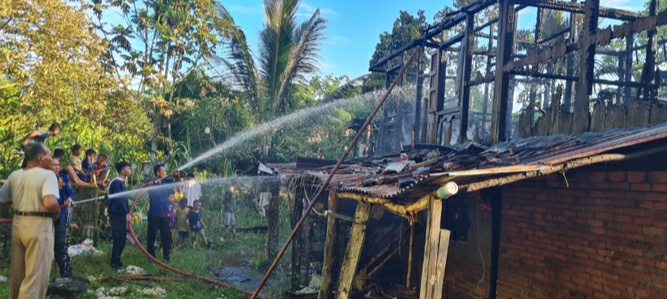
[0,168,60,212]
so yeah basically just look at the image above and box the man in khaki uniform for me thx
[0,143,61,299]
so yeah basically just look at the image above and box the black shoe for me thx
[110,262,124,270]
[206,241,212,249]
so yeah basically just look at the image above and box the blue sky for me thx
[222,0,645,79]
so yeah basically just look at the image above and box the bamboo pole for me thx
[336,202,371,299]
[367,238,409,277]
[318,191,339,299]
[406,223,415,288]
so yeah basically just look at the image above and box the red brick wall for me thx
[444,195,492,299]
[497,170,667,299]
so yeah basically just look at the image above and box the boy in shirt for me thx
[186,200,210,249]
[93,154,110,187]
[175,198,190,248]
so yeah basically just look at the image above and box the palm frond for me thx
[259,0,299,118]
[210,3,261,115]
[277,9,327,107]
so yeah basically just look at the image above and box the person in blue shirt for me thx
[107,161,132,270]
[143,165,174,262]
[50,158,78,277]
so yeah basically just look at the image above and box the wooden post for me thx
[491,0,516,144]
[420,197,443,299]
[572,0,598,133]
[406,223,415,288]
[459,13,475,143]
[489,189,503,299]
[428,230,451,299]
[319,190,339,299]
[336,201,371,299]
[267,179,280,260]
[291,188,304,289]
[415,51,424,142]
[481,24,494,137]
[564,0,577,110]
[624,24,634,104]
[639,0,659,100]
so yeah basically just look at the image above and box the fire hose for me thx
[0,195,269,298]
[126,191,270,298]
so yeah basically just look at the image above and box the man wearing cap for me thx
[0,143,61,299]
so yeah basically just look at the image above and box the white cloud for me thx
[298,2,337,18]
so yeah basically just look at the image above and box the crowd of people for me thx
[0,123,240,299]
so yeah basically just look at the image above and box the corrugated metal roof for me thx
[268,122,667,202]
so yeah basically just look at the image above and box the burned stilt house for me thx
[266,1,667,298]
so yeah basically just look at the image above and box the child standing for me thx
[167,193,176,249]
[186,200,210,249]
[175,198,190,248]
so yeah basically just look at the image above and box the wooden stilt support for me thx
[406,223,415,288]
[417,196,451,299]
[419,197,443,299]
[318,190,339,299]
[336,201,371,299]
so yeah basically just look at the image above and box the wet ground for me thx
[215,251,289,296]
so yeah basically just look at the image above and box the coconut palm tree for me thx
[212,0,327,123]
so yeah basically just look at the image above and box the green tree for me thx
[0,0,151,176]
[89,0,231,162]
[369,10,427,68]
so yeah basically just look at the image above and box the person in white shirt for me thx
[183,173,202,208]
[0,143,61,299]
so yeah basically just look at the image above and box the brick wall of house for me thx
[497,170,667,299]
[443,194,492,299]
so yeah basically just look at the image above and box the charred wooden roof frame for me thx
[369,0,665,147]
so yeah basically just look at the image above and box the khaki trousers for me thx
[10,216,54,299]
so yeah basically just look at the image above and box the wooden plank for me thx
[650,102,667,125]
[319,190,339,299]
[429,230,451,299]
[336,201,371,299]
[590,102,606,132]
[518,110,532,138]
[420,198,443,299]
[604,105,626,130]
[558,107,573,134]
[627,100,651,127]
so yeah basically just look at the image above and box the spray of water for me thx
[74,176,278,205]
[177,87,416,171]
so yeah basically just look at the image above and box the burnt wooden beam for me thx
[369,0,496,72]
[414,50,424,142]
[515,0,645,21]
[482,24,494,132]
[572,0,599,134]
[491,0,517,144]
[638,0,660,100]
[509,70,578,82]
[539,26,570,45]
[624,23,634,104]
[459,13,475,143]
[564,1,576,110]
[594,78,642,88]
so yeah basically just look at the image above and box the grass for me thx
[0,196,294,298]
